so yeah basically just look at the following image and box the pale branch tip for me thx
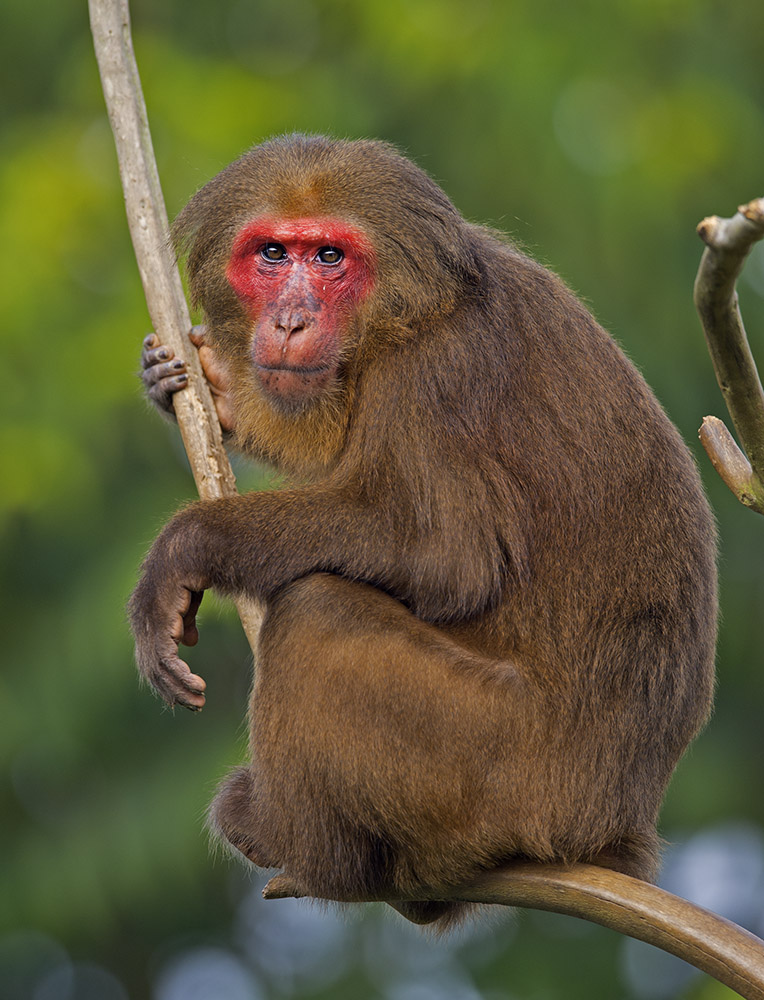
[696,198,764,250]
[740,198,764,225]
[698,416,764,513]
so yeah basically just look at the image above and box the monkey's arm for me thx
[129,485,509,708]
[141,327,236,433]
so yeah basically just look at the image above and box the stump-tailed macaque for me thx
[133,134,717,927]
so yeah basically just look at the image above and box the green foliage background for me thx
[1,1,763,997]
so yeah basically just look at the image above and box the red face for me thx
[226,216,376,406]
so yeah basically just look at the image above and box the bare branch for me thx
[88,0,262,644]
[463,864,764,1000]
[264,863,764,999]
[694,197,764,512]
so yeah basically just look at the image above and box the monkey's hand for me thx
[129,535,209,710]
[140,325,236,433]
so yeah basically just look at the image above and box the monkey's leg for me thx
[251,573,522,925]
[209,765,278,869]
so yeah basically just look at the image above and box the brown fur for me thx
[131,134,717,928]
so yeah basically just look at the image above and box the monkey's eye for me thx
[315,246,344,265]
[260,242,288,262]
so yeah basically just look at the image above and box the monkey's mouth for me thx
[255,362,337,404]
[256,363,332,375]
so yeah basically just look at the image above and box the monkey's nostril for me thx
[276,311,309,337]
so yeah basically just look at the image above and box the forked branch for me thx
[695,198,764,513]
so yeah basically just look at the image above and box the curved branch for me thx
[694,198,764,513]
[463,865,764,1000]
[266,864,764,1000]
[88,0,262,643]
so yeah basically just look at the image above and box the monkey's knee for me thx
[209,766,275,869]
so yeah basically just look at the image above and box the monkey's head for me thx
[173,135,481,417]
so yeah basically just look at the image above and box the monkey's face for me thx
[226,216,376,408]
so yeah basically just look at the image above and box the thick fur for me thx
[133,134,717,928]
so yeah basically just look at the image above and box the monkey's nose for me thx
[277,312,309,338]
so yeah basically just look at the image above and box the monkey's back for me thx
[442,240,717,876]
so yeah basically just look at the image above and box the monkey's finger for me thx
[144,375,188,415]
[156,656,207,711]
[188,325,208,348]
[141,344,177,370]
[180,589,204,647]
[142,358,188,386]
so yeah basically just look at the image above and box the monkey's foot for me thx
[263,873,309,899]
[386,900,455,925]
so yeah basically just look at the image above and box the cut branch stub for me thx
[694,197,764,513]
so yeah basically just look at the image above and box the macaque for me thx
[133,134,717,927]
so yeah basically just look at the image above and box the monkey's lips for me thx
[255,363,337,404]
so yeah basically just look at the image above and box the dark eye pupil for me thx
[317,246,343,265]
[261,243,286,262]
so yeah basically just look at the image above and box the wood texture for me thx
[695,197,764,513]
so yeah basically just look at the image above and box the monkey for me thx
[132,133,717,928]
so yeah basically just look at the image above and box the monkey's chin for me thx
[255,365,336,410]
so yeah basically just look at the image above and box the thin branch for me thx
[265,863,764,999]
[88,0,262,644]
[694,197,764,513]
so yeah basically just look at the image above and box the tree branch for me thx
[265,863,764,998]
[694,197,764,513]
[88,0,262,644]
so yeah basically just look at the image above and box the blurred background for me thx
[2,0,764,997]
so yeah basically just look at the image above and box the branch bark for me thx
[88,0,262,644]
[264,863,764,998]
[695,198,764,513]
[462,864,764,1000]
[90,3,764,993]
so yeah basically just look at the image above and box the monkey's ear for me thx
[447,235,484,288]
[433,230,484,292]
[171,193,214,270]
[171,188,204,254]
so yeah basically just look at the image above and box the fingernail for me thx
[174,374,188,385]
[172,359,184,370]
[158,348,169,360]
